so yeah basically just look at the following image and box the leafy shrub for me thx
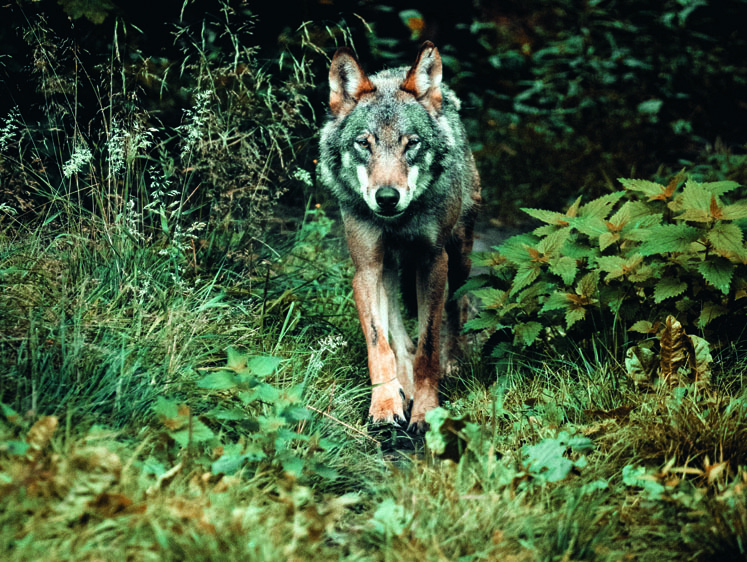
[465,174,747,358]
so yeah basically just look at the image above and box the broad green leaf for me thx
[569,215,608,238]
[721,202,747,221]
[170,419,215,447]
[198,371,238,390]
[698,258,734,294]
[654,277,688,303]
[697,302,727,328]
[522,436,573,482]
[455,274,489,300]
[681,178,713,213]
[622,464,666,500]
[707,222,744,257]
[637,224,701,256]
[471,287,506,308]
[702,180,740,196]
[619,178,667,199]
[537,227,570,256]
[566,307,586,329]
[596,255,629,280]
[541,291,571,313]
[498,233,540,265]
[153,396,179,420]
[226,346,249,371]
[464,313,505,331]
[579,191,625,219]
[254,383,280,403]
[599,231,619,251]
[610,200,654,227]
[509,264,541,296]
[247,355,282,377]
[549,256,577,285]
[522,207,570,225]
[577,271,599,298]
[628,320,655,333]
[281,455,305,478]
[514,321,543,347]
[471,252,502,268]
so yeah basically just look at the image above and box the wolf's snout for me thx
[375,187,400,215]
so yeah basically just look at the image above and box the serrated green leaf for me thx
[514,321,543,347]
[455,274,490,300]
[596,255,628,279]
[563,239,597,259]
[599,231,619,251]
[471,252,501,268]
[579,191,625,219]
[522,207,570,225]
[566,307,586,329]
[226,346,249,371]
[629,320,655,333]
[499,233,540,265]
[247,356,282,377]
[697,302,727,328]
[541,291,571,313]
[464,313,504,332]
[471,287,506,308]
[610,200,654,227]
[537,227,570,256]
[698,258,734,294]
[198,371,239,390]
[568,215,608,238]
[721,202,747,221]
[703,180,741,195]
[681,178,713,212]
[533,224,560,237]
[577,271,599,298]
[654,277,688,303]
[522,437,573,482]
[153,396,179,419]
[509,264,541,296]
[707,222,744,258]
[619,178,667,198]
[549,256,577,285]
[171,419,215,447]
[637,224,701,256]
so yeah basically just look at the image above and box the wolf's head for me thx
[321,42,456,220]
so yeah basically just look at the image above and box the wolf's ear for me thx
[401,41,443,114]
[328,47,376,116]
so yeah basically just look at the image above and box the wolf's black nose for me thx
[375,187,400,214]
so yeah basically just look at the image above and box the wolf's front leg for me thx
[352,266,406,425]
[410,248,449,433]
[345,219,406,426]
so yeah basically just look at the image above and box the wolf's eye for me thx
[355,138,370,150]
[405,137,420,150]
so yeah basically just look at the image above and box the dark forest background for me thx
[3,0,747,226]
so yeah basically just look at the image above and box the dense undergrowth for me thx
[2,2,747,560]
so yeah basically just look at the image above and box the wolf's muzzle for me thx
[375,186,401,216]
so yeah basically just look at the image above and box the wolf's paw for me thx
[406,416,429,434]
[407,387,438,434]
[368,382,407,427]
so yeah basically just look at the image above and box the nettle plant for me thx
[466,175,747,358]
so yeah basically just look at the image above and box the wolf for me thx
[318,41,481,432]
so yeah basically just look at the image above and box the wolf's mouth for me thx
[374,209,405,219]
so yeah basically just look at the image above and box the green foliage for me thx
[151,347,337,481]
[467,174,747,356]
